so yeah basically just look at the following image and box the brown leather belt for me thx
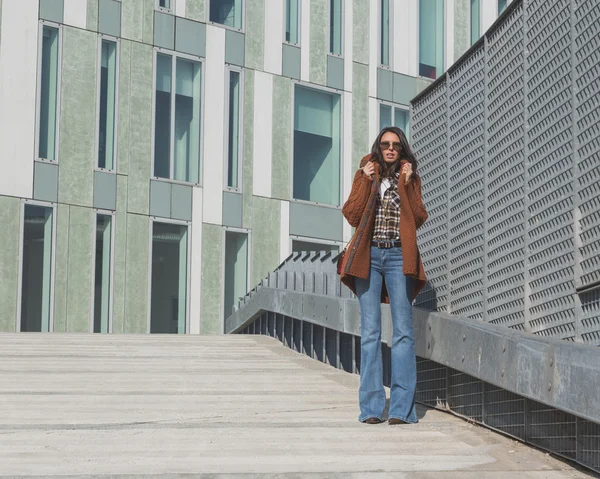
[371,240,401,249]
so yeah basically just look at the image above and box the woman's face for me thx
[379,132,401,164]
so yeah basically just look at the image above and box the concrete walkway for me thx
[0,333,593,478]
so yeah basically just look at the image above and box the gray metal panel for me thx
[175,17,206,57]
[98,0,121,37]
[93,170,117,211]
[282,43,301,80]
[39,0,63,23]
[222,191,242,228]
[171,183,192,221]
[289,202,343,242]
[225,29,245,67]
[327,55,344,90]
[154,11,175,50]
[33,161,58,203]
[150,180,171,218]
[376,68,393,102]
[392,73,418,105]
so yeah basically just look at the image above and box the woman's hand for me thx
[401,162,413,184]
[362,161,375,179]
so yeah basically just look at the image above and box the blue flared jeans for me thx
[355,246,418,423]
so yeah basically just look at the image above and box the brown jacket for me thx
[339,154,428,302]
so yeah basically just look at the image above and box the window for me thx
[98,39,118,170]
[380,0,391,66]
[154,53,202,184]
[93,214,113,333]
[210,0,243,30]
[292,239,340,254]
[293,86,341,207]
[224,230,249,317]
[226,69,241,189]
[286,0,299,44]
[20,204,54,333]
[150,222,188,334]
[330,0,342,56]
[498,0,508,14]
[157,0,173,11]
[38,25,60,161]
[379,104,410,141]
[470,0,480,45]
[419,0,445,79]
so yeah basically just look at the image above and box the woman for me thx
[339,126,428,425]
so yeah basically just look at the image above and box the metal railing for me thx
[226,251,600,473]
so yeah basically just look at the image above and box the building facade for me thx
[0,0,510,334]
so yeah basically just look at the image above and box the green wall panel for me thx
[201,223,223,335]
[309,0,328,86]
[353,0,369,64]
[271,76,291,200]
[242,70,254,229]
[186,0,206,22]
[352,62,369,172]
[111,175,128,333]
[244,0,264,71]
[53,204,70,333]
[251,197,280,286]
[124,213,149,333]
[66,206,94,333]
[117,40,132,176]
[121,0,153,43]
[0,196,20,332]
[454,0,470,62]
[126,41,152,215]
[58,27,97,208]
[87,0,99,31]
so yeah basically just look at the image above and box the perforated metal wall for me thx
[411,0,600,344]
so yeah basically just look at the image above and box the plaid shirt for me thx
[372,173,401,242]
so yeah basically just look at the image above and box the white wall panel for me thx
[189,187,203,334]
[175,0,187,17]
[202,26,226,225]
[264,0,284,75]
[368,0,377,97]
[63,0,87,29]
[252,71,273,198]
[300,0,310,82]
[280,200,290,262]
[393,0,412,75]
[408,0,419,77]
[369,97,378,148]
[343,0,353,91]
[0,0,38,199]
[445,0,455,69]
[481,0,497,34]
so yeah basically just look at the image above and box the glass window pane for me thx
[286,0,299,44]
[394,108,410,142]
[224,231,248,317]
[470,0,480,45]
[379,104,392,130]
[227,71,240,188]
[159,0,171,9]
[94,215,112,334]
[330,0,342,55]
[380,0,389,65]
[498,0,507,14]
[38,26,59,161]
[292,240,339,254]
[21,205,54,333]
[174,58,202,184]
[293,86,341,206]
[98,40,117,170]
[150,222,188,334]
[210,0,243,29]
[154,53,172,179]
[419,0,445,79]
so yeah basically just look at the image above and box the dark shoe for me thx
[388,418,407,425]
[362,417,382,424]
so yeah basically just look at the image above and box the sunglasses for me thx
[380,141,402,152]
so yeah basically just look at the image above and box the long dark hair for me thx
[369,126,418,178]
